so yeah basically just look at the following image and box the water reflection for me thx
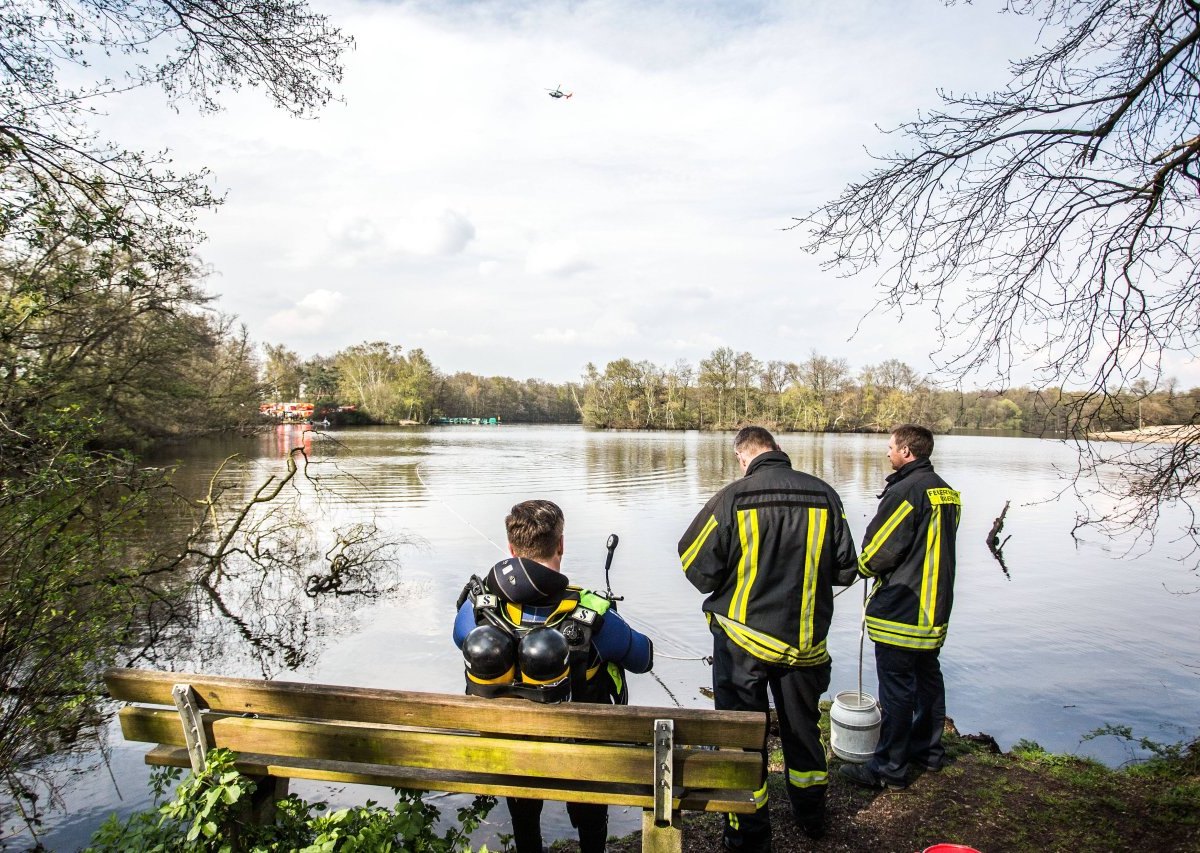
[131,441,412,680]
[28,425,1200,850]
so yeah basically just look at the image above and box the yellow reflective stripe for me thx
[920,504,942,628]
[861,499,914,565]
[752,782,768,808]
[716,614,792,655]
[787,769,828,788]
[713,614,830,666]
[799,507,826,649]
[866,616,948,649]
[680,515,718,571]
[865,616,948,638]
[868,631,945,650]
[727,813,740,829]
[730,509,760,622]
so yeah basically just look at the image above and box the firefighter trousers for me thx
[711,627,831,852]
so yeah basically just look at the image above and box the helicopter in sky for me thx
[546,85,573,99]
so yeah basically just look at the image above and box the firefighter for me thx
[679,426,859,851]
[839,423,961,791]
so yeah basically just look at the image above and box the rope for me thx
[857,578,880,702]
[859,580,867,700]
[414,462,508,557]
[655,651,713,663]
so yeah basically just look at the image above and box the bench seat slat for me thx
[144,746,758,814]
[121,708,762,791]
[104,668,765,749]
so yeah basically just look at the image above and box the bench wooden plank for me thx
[104,668,766,749]
[120,707,762,791]
[145,746,758,814]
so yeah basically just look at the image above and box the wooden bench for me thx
[104,667,767,853]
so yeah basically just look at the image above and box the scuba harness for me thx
[459,573,628,705]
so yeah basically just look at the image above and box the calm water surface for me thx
[30,425,1200,849]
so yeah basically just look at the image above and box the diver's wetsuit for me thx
[454,556,653,853]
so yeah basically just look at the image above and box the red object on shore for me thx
[923,845,981,853]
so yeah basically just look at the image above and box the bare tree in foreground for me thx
[796,0,1200,564]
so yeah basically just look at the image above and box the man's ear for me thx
[556,535,565,557]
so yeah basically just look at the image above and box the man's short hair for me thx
[733,425,779,454]
[892,424,934,459]
[506,499,564,561]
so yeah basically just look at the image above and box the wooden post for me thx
[641,809,682,853]
[653,719,674,824]
[644,719,682,853]
[171,684,209,774]
[245,775,290,825]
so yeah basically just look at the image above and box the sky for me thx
[96,0,1198,386]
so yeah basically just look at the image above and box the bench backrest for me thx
[105,667,767,812]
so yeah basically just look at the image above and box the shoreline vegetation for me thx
[261,340,1200,438]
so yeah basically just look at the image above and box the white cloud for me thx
[298,289,345,314]
[89,0,1125,383]
[327,216,381,249]
[524,238,591,277]
[264,289,346,336]
[534,328,579,344]
[395,208,477,256]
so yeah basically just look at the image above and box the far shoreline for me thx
[1090,424,1200,442]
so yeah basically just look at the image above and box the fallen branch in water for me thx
[987,500,1012,580]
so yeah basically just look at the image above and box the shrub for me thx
[87,749,497,852]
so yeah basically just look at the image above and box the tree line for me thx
[262,341,580,424]
[261,339,1200,437]
[578,349,1200,435]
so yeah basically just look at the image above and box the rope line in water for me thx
[655,651,713,663]
[415,462,509,557]
[619,610,707,660]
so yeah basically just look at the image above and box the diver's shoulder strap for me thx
[559,598,598,698]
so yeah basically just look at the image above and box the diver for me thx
[453,499,653,853]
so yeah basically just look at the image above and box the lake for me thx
[24,425,1200,849]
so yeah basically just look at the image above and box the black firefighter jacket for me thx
[678,450,859,667]
[859,456,961,651]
